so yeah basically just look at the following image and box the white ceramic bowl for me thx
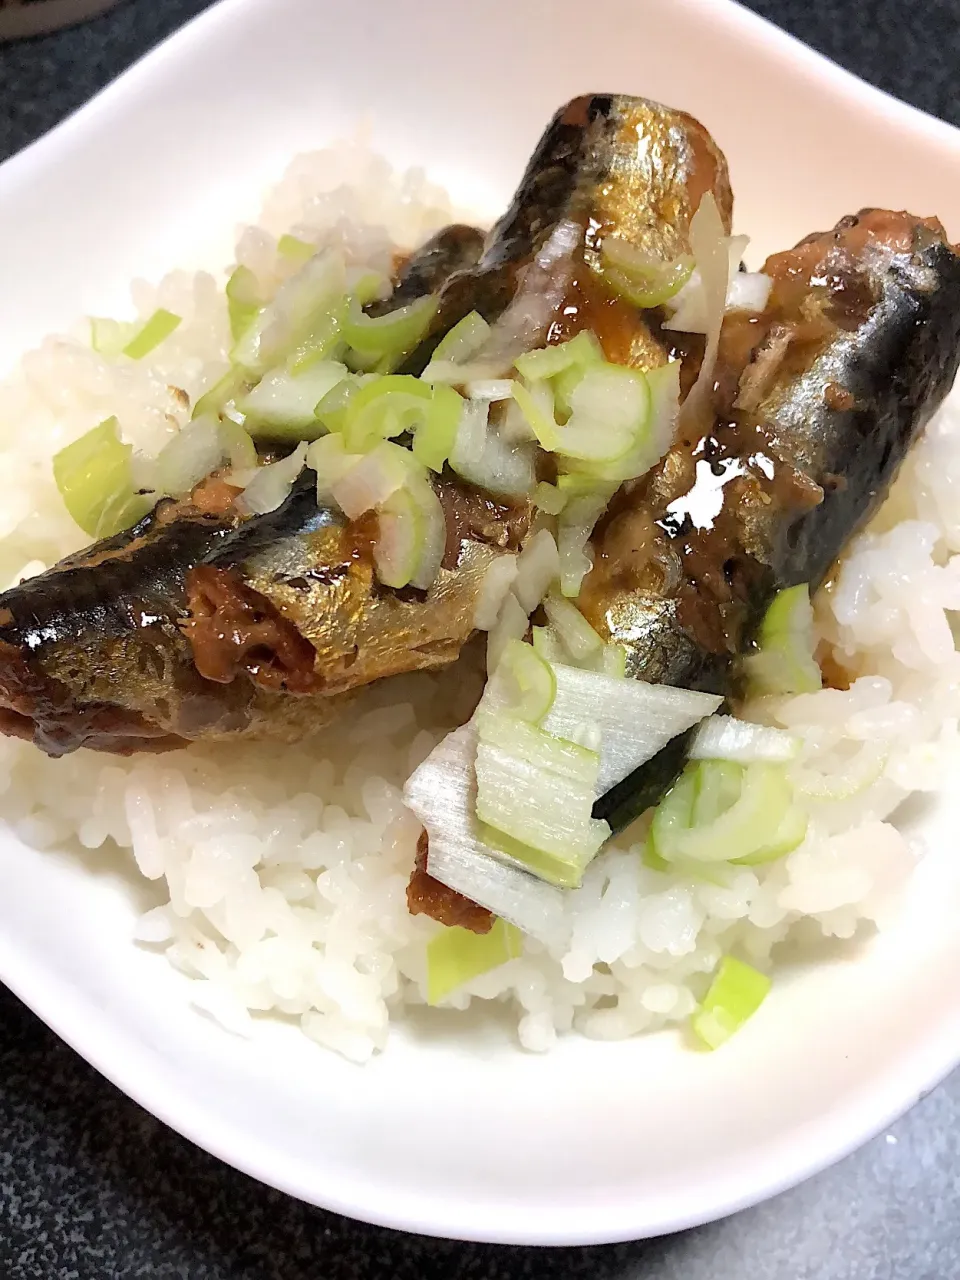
[1,0,960,1247]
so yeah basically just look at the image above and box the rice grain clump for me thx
[0,141,953,1061]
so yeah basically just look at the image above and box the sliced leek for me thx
[122,309,182,360]
[691,956,771,1049]
[53,417,152,538]
[744,584,822,696]
[426,918,523,1004]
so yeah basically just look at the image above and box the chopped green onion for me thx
[217,417,257,471]
[89,317,135,358]
[225,266,264,344]
[374,467,446,591]
[232,250,347,377]
[474,708,609,883]
[600,239,694,309]
[52,417,152,538]
[514,331,603,382]
[192,367,251,421]
[543,592,604,660]
[449,397,536,496]
[286,309,347,374]
[315,372,364,434]
[122,309,182,360]
[426,917,523,1005]
[429,310,491,365]
[496,639,557,723]
[533,481,566,515]
[691,956,771,1049]
[410,384,462,473]
[307,432,365,495]
[277,234,316,266]
[341,294,438,370]
[744,584,822,696]
[151,416,224,497]
[650,760,805,866]
[239,360,348,440]
[340,375,462,472]
[340,375,434,452]
[330,439,412,519]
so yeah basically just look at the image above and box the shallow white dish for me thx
[1,0,960,1246]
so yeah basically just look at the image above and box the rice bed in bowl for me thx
[1,141,956,1063]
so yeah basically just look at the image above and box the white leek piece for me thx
[236,442,308,515]
[690,715,801,765]
[542,664,722,793]
[403,724,569,944]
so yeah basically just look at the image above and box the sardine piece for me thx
[0,95,734,759]
[377,224,486,312]
[0,473,527,756]
[404,94,732,372]
[590,209,960,832]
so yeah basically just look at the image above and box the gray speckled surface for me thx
[2,1,960,1275]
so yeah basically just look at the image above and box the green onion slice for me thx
[122,309,182,360]
[744,584,823,696]
[691,955,771,1049]
[426,917,523,1005]
[52,417,152,538]
[600,239,694,309]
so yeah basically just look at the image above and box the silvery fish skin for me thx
[404,93,732,372]
[0,473,525,756]
[375,224,486,312]
[591,209,960,832]
[0,95,733,758]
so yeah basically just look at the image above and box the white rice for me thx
[0,140,956,1062]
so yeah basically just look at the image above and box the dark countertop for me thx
[2,2,959,1276]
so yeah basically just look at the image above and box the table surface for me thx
[2,1,960,1276]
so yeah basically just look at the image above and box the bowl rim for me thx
[2,0,960,1245]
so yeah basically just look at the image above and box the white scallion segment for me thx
[494,639,556,723]
[472,555,520,630]
[239,361,348,436]
[464,379,514,402]
[232,249,347,376]
[150,416,226,498]
[671,195,729,426]
[558,365,651,462]
[329,439,411,520]
[449,396,536,497]
[474,718,608,886]
[513,529,561,614]
[744,584,822,696]
[664,233,752,333]
[556,482,611,597]
[486,592,529,674]
[726,272,773,314]
[428,311,491,366]
[236,442,308,515]
[374,469,445,591]
[690,715,801,765]
[307,432,364,498]
[543,592,603,660]
[402,724,569,944]
[543,664,722,793]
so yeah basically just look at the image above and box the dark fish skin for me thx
[402,94,732,373]
[0,472,523,756]
[375,224,486,312]
[591,209,960,833]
